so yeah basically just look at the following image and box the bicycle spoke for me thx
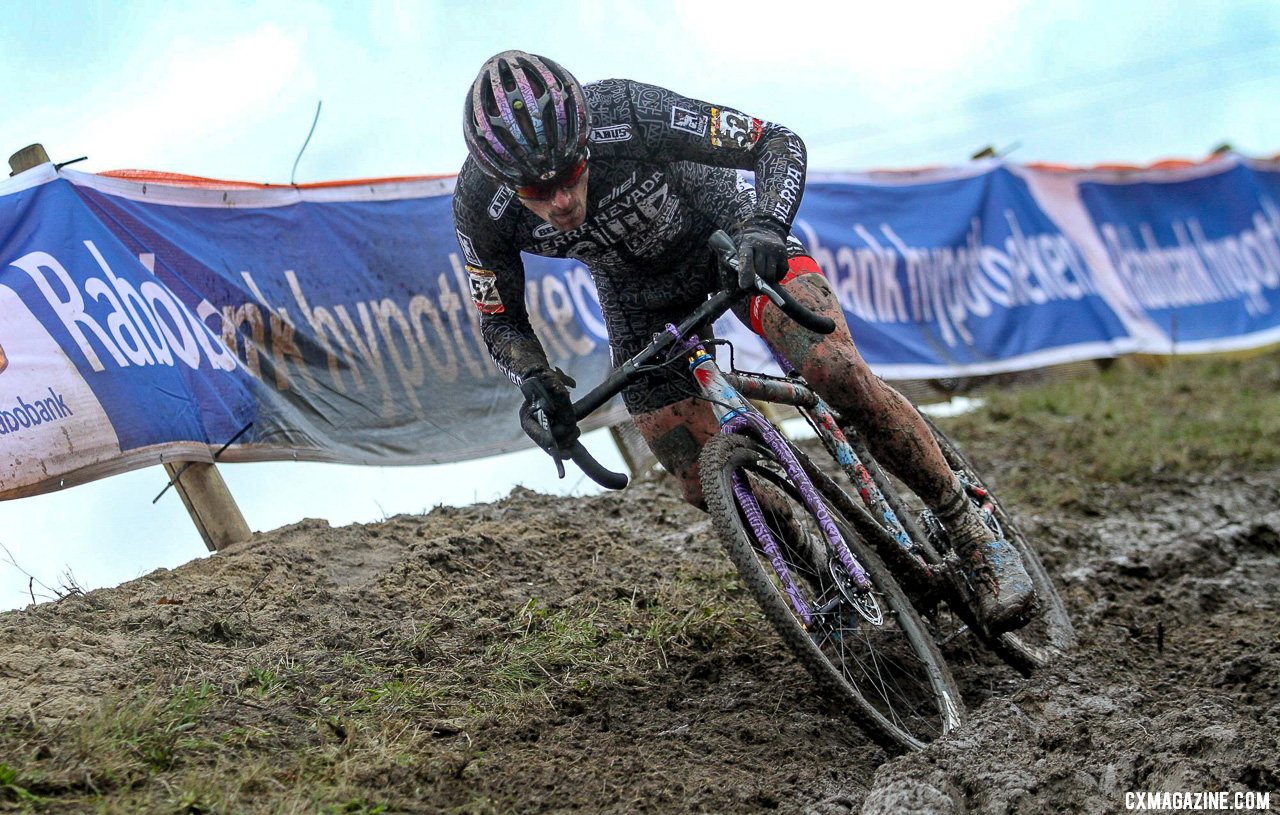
[748,462,949,743]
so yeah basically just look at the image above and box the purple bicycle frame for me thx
[666,326,873,626]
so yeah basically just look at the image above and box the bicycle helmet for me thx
[464,50,590,188]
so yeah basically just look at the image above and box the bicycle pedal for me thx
[940,551,977,595]
[919,510,949,551]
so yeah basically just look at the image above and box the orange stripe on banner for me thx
[97,169,458,190]
[1023,154,1232,173]
[94,150,1275,190]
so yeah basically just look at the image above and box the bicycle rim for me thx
[701,433,963,752]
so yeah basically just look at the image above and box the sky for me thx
[1,0,1278,610]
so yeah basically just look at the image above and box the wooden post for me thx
[9,144,50,175]
[608,425,644,478]
[163,461,251,552]
[10,141,251,552]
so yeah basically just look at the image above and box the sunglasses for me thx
[515,158,588,201]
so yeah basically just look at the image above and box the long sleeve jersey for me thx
[451,78,807,387]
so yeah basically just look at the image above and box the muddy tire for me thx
[922,416,1076,672]
[700,432,964,753]
[844,414,1077,674]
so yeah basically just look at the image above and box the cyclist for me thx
[452,50,1036,632]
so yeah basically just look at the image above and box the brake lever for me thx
[530,401,571,479]
[754,279,786,307]
[708,229,835,335]
[710,229,781,302]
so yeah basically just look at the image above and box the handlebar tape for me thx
[568,441,629,490]
[769,282,836,335]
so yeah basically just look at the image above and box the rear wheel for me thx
[700,432,964,753]
[846,417,1075,674]
[924,416,1075,671]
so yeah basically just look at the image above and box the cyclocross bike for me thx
[536,231,1074,752]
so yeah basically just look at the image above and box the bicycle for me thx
[540,231,1071,751]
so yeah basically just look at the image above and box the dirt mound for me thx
[1,448,1277,812]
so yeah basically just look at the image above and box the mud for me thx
[0,443,1277,813]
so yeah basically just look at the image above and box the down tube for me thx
[687,348,872,594]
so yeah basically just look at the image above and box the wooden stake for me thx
[9,144,50,176]
[163,461,251,552]
[608,425,643,478]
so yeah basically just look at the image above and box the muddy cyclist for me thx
[451,50,1036,633]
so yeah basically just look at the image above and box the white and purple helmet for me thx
[464,51,590,188]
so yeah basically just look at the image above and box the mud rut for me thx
[0,447,1277,813]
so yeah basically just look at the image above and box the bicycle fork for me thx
[678,339,876,628]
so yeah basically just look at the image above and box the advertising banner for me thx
[0,168,618,498]
[790,164,1137,379]
[1076,160,1280,353]
[3,155,1279,499]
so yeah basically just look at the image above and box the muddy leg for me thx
[631,396,721,510]
[756,274,955,505]
[758,273,1037,629]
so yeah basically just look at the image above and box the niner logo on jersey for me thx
[0,388,73,436]
[456,229,483,266]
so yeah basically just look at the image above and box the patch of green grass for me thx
[0,760,44,806]
[0,543,755,811]
[323,800,389,815]
[937,353,1280,506]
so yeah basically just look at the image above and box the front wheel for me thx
[699,432,964,753]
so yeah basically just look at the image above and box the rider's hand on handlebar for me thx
[732,216,790,290]
[519,367,580,456]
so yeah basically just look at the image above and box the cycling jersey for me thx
[451,78,809,414]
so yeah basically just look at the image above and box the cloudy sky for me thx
[1,0,1278,609]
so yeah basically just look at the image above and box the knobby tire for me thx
[700,433,964,753]
[842,415,1075,674]
[921,415,1075,671]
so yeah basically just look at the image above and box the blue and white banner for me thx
[2,154,1279,498]
[0,167,619,498]
[783,163,1137,378]
[1077,160,1280,352]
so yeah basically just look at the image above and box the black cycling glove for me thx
[518,367,580,456]
[732,215,790,290]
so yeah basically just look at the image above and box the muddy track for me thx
[0,449,1277,813]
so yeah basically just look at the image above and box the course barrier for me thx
[2,153,1278,504]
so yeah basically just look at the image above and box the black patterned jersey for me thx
[451,78,808,408]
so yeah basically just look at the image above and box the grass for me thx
[0,565,748,814]
[936,352,1280,507]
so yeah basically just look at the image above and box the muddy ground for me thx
[0,430,1277,813]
